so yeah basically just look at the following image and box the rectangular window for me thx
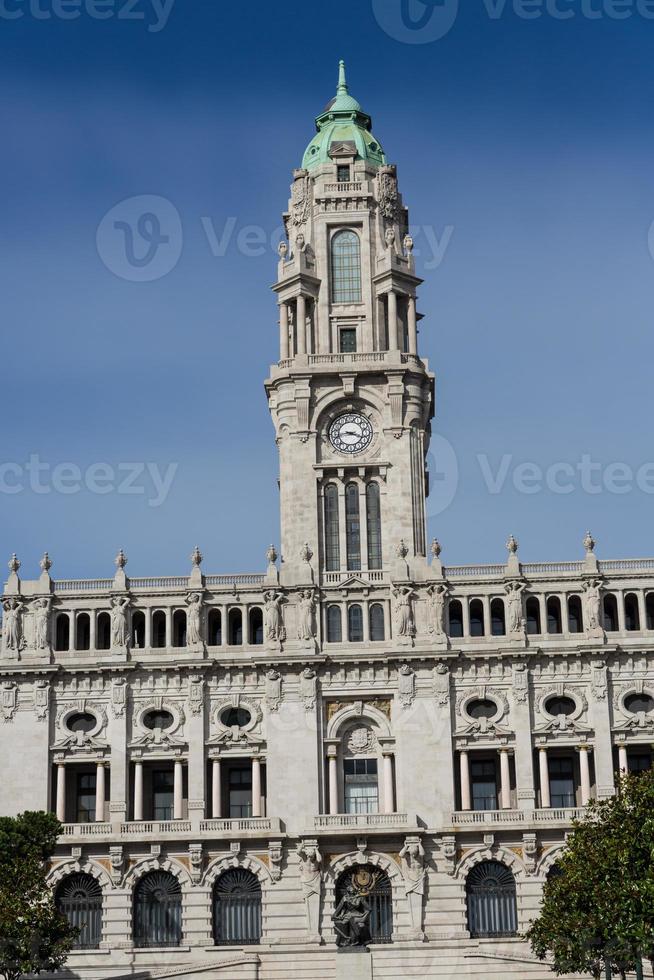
[152,769,174,821]
[548,757,575,808]
[339,328,357,353]
[76,772,96,823]
[228,766,253,818]
[324,485,340,572]
[344,758,379,814]
[628,753,652,774]
[471,759,498,811]
[337,165,350,183]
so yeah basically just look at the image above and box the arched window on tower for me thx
[151,610,166,648]
[647,593,654,631]
[55,613,70,652]
[324,483,340,572]
[469,599,485,637]
[348,604,364,642]
[448,599,463,638]
[567,595,583,634]
[345,483,361,571]
[603,594,619,632]
[369,603,385,641]
[172,610,187,648]
[75,613,90,651]
[213,869,261,946]
[326,605,342,643]
[547,597,562,634]
[624,593,640,631]
[208,608,222,646]
[229,609,243,646]
[366,482,383,570]
[331,229,362,304]
[56,874,102,949]
[466,861,517,938]
[97,612,111,650]
[132,610,146,649]
[249,607,264,645]
[526,597,541,635]
[133,871,182,948]
[491,598,506,636]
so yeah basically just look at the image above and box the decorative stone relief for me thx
[211,696,263,744]
[111,676,126,717]
[590,660,607,700]
[398,664,416,708]
[433,662,450,704]
[187,675,204,715]
[34,680,49,721]
[297,840,322,942]
[109,846,124,885]
[400,837,426,940]
[440,835,457,876]
[512,661,529,703]
[582,578,604,638]
[378,165,398,220]
[522,833,537,875]
[504,581,526,636]
[296,590,316,643]
[265,668,282,711]
[300,667,317,710]
[456,687,510,736]
[268,841,283,883]
[1,681,17,721]
[345,726,378,756]
[188,843,203,884]
[290,172,311,228]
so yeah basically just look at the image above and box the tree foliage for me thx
[527,769,654,978]
[0,811,76,980]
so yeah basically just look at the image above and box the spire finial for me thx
[337,59,348,95]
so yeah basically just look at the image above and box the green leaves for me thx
[526,769,654,977]
[0,812,76,980]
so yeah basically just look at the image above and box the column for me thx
[387,290,398,351]
[164,608,172,648]
[362,601,370,643]
[279,302,289,360]
[539,748,550,808]
[134,761,143,821]
[69,612,76,652]
[499,749,511,809]
[296,295,307,355]
[56,763,66,823]
[173,759,184,820]
[618,744,628,773]
[144,608,151,649]
[95,762,106,822]
[382,753,394,814]
[328,752,339,814]
[637,591,647,632]
[251,757,262,818]
[459,750,471,811]
[616,590,626,632]
[579,746,591,805]
[89,612,97,651]
[212,759,222,819]
[539,595,548,635]
[462,599,471,638]
[407,295,417,355]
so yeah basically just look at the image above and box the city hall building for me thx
[2,63,654,980]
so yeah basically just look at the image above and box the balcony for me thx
[58,816,282,843]
[450,807,586,827]
[314,812,417,833]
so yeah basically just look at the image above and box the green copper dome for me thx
[301,61,387,171]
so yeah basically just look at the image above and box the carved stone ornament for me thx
[300,667,317,710]
[110,596,131,649]
[297,840,322,939]
[297,590,316,642]
[111,677,126,718]
[398,663,416,708]
[34,680,49,721]
[269,841,283,883]
[1,681,18,721]
[378,165,398,220]
[512,661,529,703]
[185,593,205,649]
[590,660,607,700]
[109,846,124,885]
[263,593,286,644]
[522,833,537,875]
[346,725,378,756]
[291,173,311,227]
[188,843,203,884]
[433,662,450,704]
[265,669,283,711]
[31,597,52,651]
[392,586,417,641]
[440,835,457,876]
[187,675,204,715]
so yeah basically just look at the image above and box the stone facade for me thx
[1,63,653,980]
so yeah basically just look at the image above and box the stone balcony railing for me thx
[58,816,281,843]
[451,807,586,827]
[313,812,417,832]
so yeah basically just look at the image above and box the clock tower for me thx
[265,62,435,587]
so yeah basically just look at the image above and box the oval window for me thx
[625,693,654,714]
[467,699,497,720]
[66,712,96,734]
[545,696,576,717]
[143,709,174,731]
[221,707,251,728]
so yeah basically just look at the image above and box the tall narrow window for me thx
[55,614,70,652]
[249,608,263,645]
[547,597,562,634]
[75,613,90,651]
[337,164,351,183]
[548,757,575,808]
[348,604,364,642]
[152,769,174,821]
[471,759,497,811]
[603,594,619,632]
[151,611,166,648]
[469,599,485,637]
[491,598,506,636]
[624,593,640,631]
[344,758,378,814]
[568,595,583,633]
[448,600,464,638]
[229,609,243,645]
[76,772,96,823]
[228,765,252,818]
[366,482,382,570]
[132,610,146,649]
[369,603,385,641]
[97,612,111,650]
[172,610,187,647]
[208,608,222,646]
[526,597,541,635]
[647,593,654,630]
[339,327,357,352]
[327,605,342,642]
[345,483,361,571]
[324,484,340,572]
[331,230,361,304]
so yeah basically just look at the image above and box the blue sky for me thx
[2,0,654,579]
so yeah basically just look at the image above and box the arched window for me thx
[208,608,222,646]
[172,610,187,647]
[348,604,364,642]
[327,605,342,643]
[366,482,383,570]
[97,612,111,650]
[213,869,261,946]
[229,609,243,646]
[603,593,619,632]
[567,595,583,634]
[448,599,463,638]
[75,613,90,651]
[249,608,264,645]
[132,610,146,649]
[526,597,541,635]
[624,593,640,631]
[334,865,392,945]
[133,871,182,948]
[324,483,340,572]
[55,613,70,652]
[369,603,385,641]
[547,596,562,635]
[345,483,361,571]
[152,610,166,648]
[469,599,485,637]
[56,874,102,949]
[647,593,654,630]
[491,598,506,636]
[331,229,361,304]
[466,861,517,938]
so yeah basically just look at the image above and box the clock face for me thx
[329,413,373,455]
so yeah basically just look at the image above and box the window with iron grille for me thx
[56,874,102,949]
[334,865,393,944]
[213,869,261,945]
[466,861,517,938]
[344,758,378,814]
[331,230,362,304]
[133,871,182,948]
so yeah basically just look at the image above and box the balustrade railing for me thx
[314,812,410,829]
[451,807,585,825]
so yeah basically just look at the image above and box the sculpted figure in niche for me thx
[505,581,526,634]
[297,842,322,938]
[3,599,25,651]
[110,596,130,648]
[264,592,286,642]
[427,584,448,636]
[186,593,203,646]
[582,579,602,632]
[393,586,416,637]
[400,838,426,937]
[32,597,52,650]
[297,590,315,641]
